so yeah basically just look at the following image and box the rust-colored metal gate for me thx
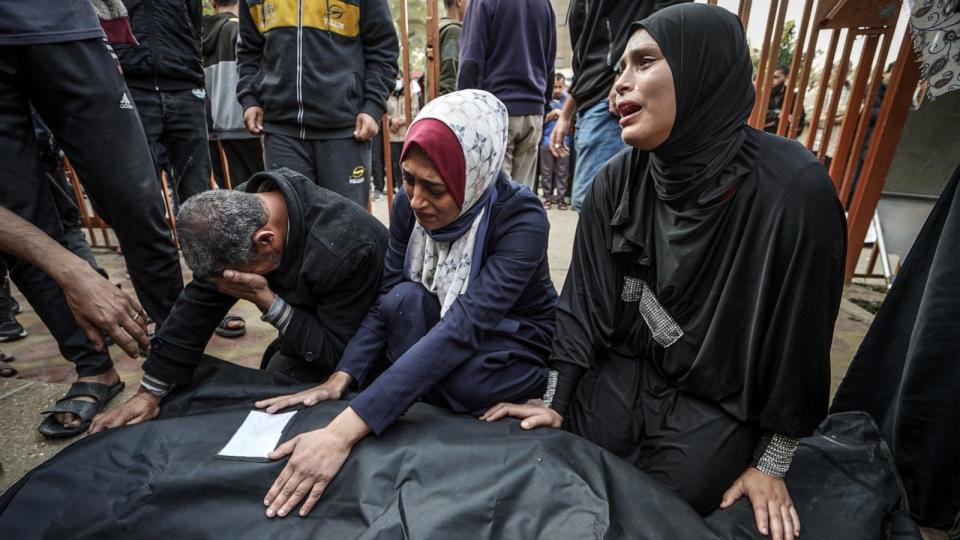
[710,0,921,281]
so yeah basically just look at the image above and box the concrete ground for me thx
[0,196,880,494]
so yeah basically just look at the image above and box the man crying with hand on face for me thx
[90,168,388,432]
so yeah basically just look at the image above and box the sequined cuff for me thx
[541,370,559,408]
[753,433,800,479]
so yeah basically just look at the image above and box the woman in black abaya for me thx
[482,4,846,539]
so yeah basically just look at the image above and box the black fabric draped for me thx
[0,360,923,539]
[549,3,847,444]
[831,163,960,532]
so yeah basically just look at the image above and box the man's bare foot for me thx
[54,369,122,429]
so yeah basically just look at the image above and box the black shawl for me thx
[550,3,847,437]
[831,163,960,531]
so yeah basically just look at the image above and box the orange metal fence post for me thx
[754,0,790,131]
[159,170,180,248]
[828,32,878,188]
[817,29,855,162]
[844,31,921,282]
[750,0,782,127]
[838,28,893,203]
[63,159,101,248]
[805,28,840,151]
[217,140,234,189]
[777,0,816,136]
[383,112,395,216]
[426,0,440,102]
[738,0,753,29]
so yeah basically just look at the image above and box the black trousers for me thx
[567,349,759,514]
[129,87,212,203]
[259,338,332,384]
[263,133,371,208]
[209,138,264,188]
[0,38,183,376]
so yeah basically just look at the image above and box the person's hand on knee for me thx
[479,400,563,429]
[720,467,800,540]
[256,371,353,413]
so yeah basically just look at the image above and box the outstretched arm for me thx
[0,207,148,357]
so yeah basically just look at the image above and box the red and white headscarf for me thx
[400,90,508,316]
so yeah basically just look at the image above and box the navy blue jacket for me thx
[338,177,557,434]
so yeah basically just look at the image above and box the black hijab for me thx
[641,3,755,203]
[612,4,761,305]
[552,3,847,438]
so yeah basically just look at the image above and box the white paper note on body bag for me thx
[218,410,298,460]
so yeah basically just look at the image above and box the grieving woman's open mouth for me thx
[617,100,643,126]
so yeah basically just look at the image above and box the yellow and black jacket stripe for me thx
[237,0,398,139]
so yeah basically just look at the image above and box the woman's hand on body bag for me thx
[264,407,370,518]
[255,371,354,414]
[479,399,563,429]
[720,467,801,540]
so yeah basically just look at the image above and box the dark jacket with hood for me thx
[236,0,399,140]
[114,0,205,91]
[567,0,688,112]
[143,169,389,385]
[202,12,249,138]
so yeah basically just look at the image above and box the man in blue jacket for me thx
[237,0,399,208]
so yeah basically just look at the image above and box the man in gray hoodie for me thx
[203,0,264,188]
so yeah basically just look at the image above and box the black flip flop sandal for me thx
[38,380,125,439]
[214,315,246,338]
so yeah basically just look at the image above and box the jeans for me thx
[129,86,212,204]
[571,99,627,211]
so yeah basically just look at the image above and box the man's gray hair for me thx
[176,190,269,281]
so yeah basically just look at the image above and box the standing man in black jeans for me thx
[237,0,399,208]
[0,2,183,436]
[115,0,212,204]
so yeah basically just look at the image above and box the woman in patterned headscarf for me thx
[255,90,557,518]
